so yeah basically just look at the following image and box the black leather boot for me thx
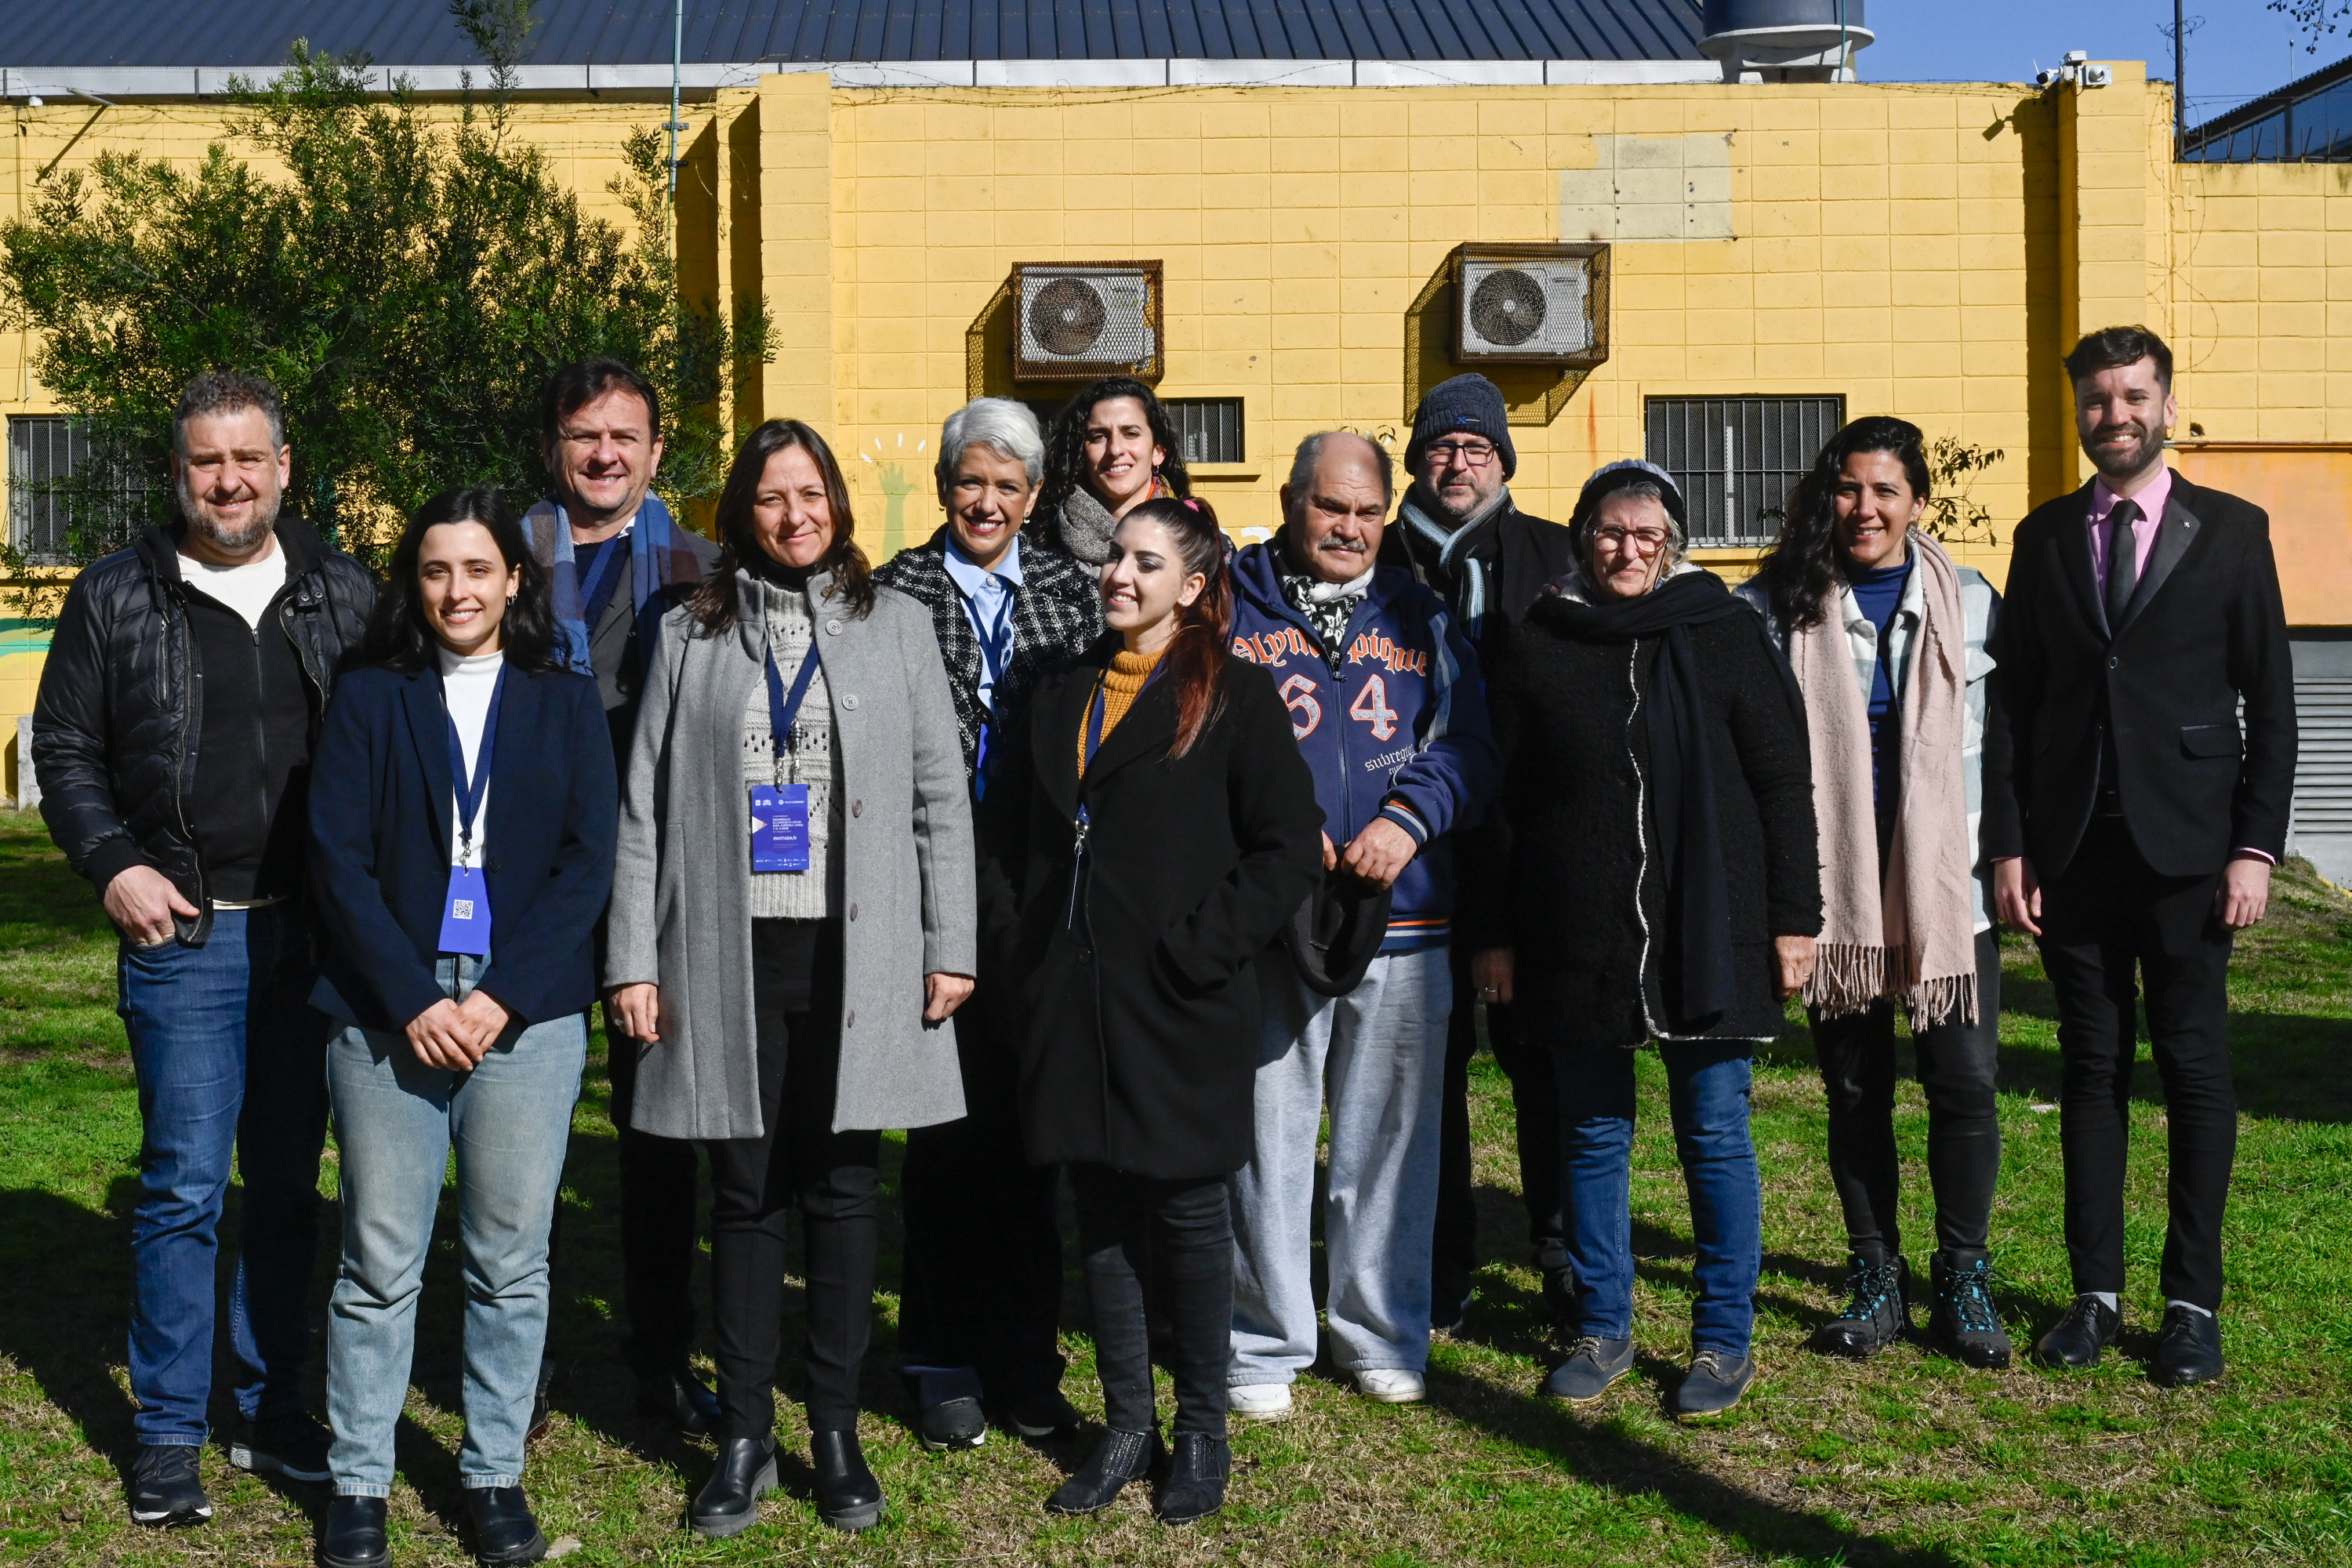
[2031,1294,2121,1371]
[1810,1253,1910,1359]
[688,1436,778,1538]
[1928,1251,2013,1369]
[1152,1432,1230,1526]
[319,1496,390,1568]
[1046,1426,1161,1515]
[808,1429,884,1532]
[464,1486,547,1566]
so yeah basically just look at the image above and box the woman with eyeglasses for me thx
[1465,459,1820,1421]
[1034,377,1193,565]
[1737,417,2013,1369]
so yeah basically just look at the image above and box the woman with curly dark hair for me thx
[1737,416,2015,1370]
[1034,376,1192,564]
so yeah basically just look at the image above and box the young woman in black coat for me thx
[979,495,1322,1526]
[1468,461,1820,1422]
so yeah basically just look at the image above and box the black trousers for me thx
[1432,942,1564,1314]
[2038,817,2238,1310]
[607,1014,703,1379]
[1810,927,2004,1261]
[1069,1164,1232,1438]
[897,983,1067,1406]
[704,920,881,1438]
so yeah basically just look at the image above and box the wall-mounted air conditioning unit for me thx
[1450,243,1610,368]
[1012,261,1164,381]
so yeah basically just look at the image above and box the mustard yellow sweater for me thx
[1078,646,1166,777]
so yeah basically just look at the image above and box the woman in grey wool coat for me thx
[604,419,977,1538]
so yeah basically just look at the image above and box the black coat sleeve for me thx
[31,573,150,895]
[1154,662,1325,992]
[2227,515,2297,860]
[1984,521,2043,863]
[1454,626,1526,953]
[1723,616,1822,939]
[475,677,620,1024]
[973,683,1038,979]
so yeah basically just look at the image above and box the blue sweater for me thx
[1849,557,1912,811]
[1229,535,1496,951]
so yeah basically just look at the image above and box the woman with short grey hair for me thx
[873,397,1102,1451]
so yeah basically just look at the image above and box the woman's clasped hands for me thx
[405,988,513,1069]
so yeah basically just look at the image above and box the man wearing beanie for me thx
[1379,372,1577,1334]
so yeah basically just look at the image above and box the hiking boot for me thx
[1152,1431,1231,1526]
[2149,1305,2225,1388]
[1671,1351,1755,1418]
[2032,1294,2120,1371]
[128,1444,212,1528]
[1810,1253,1910,1359]
[228,1410,333,1483]
[1542,1335,1635,1404]
[1047,1426,1162,1515]
[1928,1251,2013,1369]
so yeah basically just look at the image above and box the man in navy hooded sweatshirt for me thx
[1224,431,1496,1417]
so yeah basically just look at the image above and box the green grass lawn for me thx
[2,805,2348,1566]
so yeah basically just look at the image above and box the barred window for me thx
[8,416,91,564]
[1163,397,1245,465]
[1644,395,1846,546]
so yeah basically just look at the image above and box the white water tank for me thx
[1701,0,1874,83]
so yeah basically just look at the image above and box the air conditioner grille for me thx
[1029,278,1110,356]
[1469,270,1547,347]
[1011,261,1164,381]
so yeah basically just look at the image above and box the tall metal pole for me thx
[667,0,683,197]
[1837,0,1848,82]
[2175,0,2187,155]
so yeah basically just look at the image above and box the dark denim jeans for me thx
[118,905,333,1445]
[1554,1039,1761,1359]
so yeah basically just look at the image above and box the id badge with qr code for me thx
[438,863,492,955]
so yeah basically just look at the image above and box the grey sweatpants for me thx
[1229,946,1451,1382]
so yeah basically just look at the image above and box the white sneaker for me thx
[1226,1382,1293,1420]
[1354,1368,1426,1404]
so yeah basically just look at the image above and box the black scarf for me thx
[1531,569,1748,1029]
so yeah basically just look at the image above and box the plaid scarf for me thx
[522,493,706,677]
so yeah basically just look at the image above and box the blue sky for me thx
[1860,0,2352,125]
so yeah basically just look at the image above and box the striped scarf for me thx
[522,493,706,677]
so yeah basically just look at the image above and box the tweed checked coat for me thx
[873,527,1103,783]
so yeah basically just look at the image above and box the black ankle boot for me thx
[1928,1251,2013,1369]
[1153,1432,1230,1526]
[1047,1426,1162,1515]
[1810,1253,1910,1359]
[320,1496,390,1568]
[688,1436,778,1538]
[464,1486,547,1566]
[808,1429,884,1532]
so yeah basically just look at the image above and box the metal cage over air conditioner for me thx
[1449,243,1610,368]
[1011,261,1164,382]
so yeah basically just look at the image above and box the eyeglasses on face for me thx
[1425,440,1496,468]
[1591,526,1672,554]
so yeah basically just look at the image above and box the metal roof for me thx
[0,0,1707,68]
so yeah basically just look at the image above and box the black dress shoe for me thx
[688,1436,778,1538]
[809,1429,884,1531]
[319,1495,389,1568]
[127,1443,212,1529]
[2032,1294,2121,1370]
[2149,1305,2225,1388]
[465,1486,547,1566]
[1810,1254,1910,1360]
[1047,1427,1162,1515]
[917,1395,988,1450]
[636,1367,720,1438]
[1005,1387,1085,1439]
[1152,1431,1231,1526]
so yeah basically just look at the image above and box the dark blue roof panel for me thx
[0,0,1706,66]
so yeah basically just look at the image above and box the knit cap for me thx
[1406,374,1516,481]
[1571,458,1687,532]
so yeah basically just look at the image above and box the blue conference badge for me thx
[440,862,492,955]
[750,783,811,873]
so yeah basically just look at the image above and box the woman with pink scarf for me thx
[1738,417,2013,1370]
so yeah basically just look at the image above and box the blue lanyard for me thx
[764,626,822,757]
[445,664,507,865]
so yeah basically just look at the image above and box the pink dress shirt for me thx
[2086,465,2169,593]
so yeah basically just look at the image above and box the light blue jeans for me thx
[1229,946,1451,1382]
[325,956,585,1497]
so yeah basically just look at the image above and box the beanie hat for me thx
[1570,458,1686,533]
[1406,374,1516,481]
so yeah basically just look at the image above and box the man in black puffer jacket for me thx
[32,372,373,1530]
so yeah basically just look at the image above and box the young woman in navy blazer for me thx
[306,488,616,1568]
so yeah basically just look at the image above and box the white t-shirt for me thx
[437,646,503,865]
[178,539,288,630]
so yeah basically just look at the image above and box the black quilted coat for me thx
[31,520,375,945]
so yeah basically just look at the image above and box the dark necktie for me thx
[2103,499,2141,629]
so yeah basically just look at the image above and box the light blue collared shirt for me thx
[943,532,1023,718]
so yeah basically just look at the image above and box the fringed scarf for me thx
[1790,530,1978,1028]
[523,493,706,677]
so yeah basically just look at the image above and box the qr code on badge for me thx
[452,900,475,920]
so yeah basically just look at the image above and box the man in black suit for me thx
[1991,325,2296,1387]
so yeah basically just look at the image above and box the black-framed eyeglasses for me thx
[1426,440,1497,468]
